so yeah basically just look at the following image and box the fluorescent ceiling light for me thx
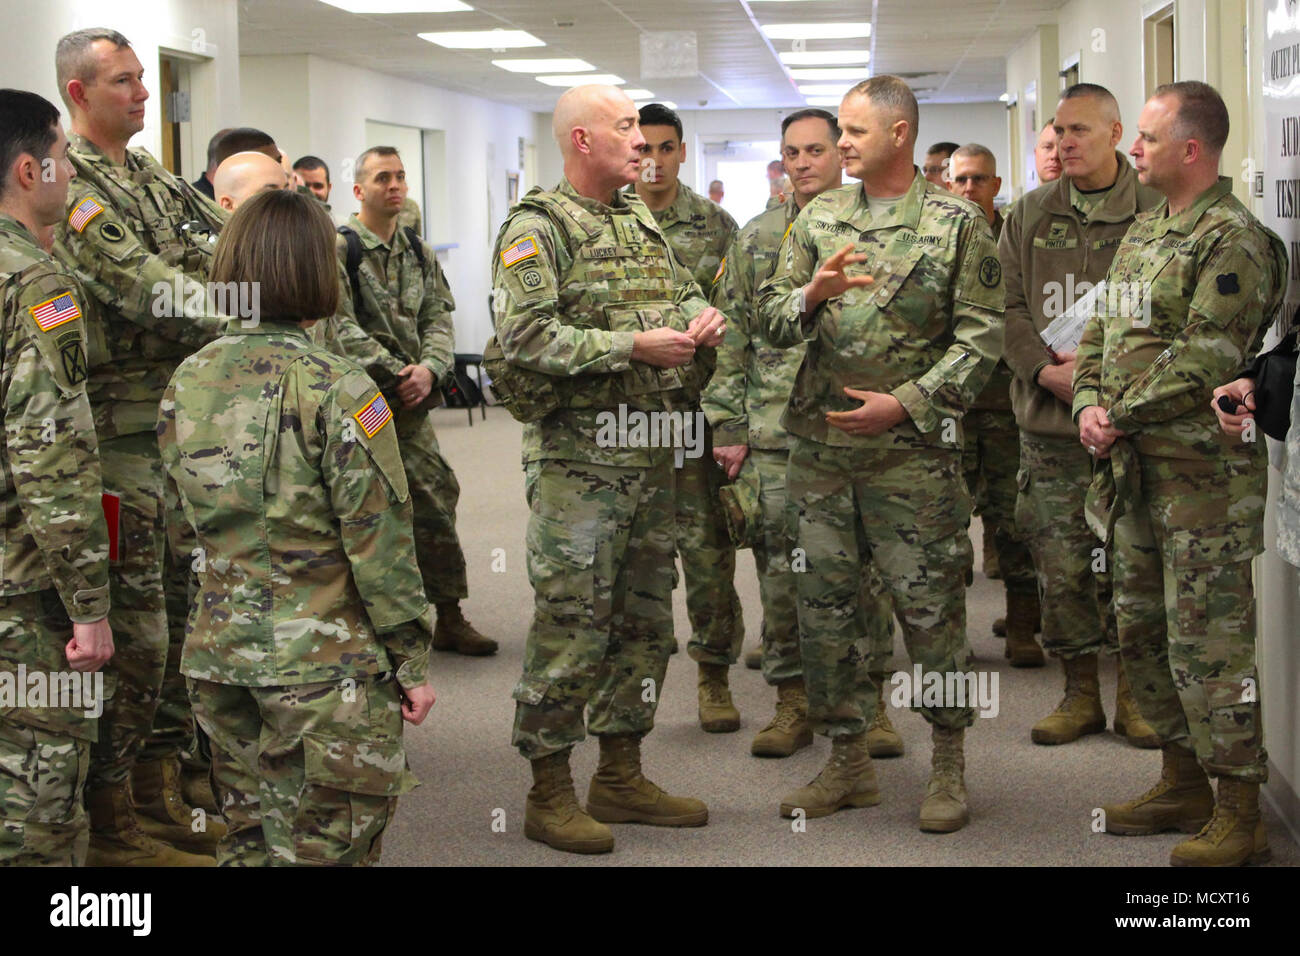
[622,89,656,99]
[321,0,472,10]
[636,100,677,110]
[999,92,1010,102]
[492,58,595,73]
[804,96,843,107]
[789,67,870,80]
[419,29,544,48]
[536,73,625,87]
[798,83,854,95]
[762,23,871,40]
[779,49,870,65]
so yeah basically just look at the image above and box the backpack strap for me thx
[403,226,426,270]
[338,225,363,306]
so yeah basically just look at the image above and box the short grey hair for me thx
[846,75,919,145]
[951,143,997,174]
[55,28,132,109]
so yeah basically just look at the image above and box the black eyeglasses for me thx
[951,174,993,186]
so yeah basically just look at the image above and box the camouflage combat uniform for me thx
[960,211,1036,598]
[327,215,467,606]
[159,320,431,866]
[0,214,110,865]
[1073,176,1287,781]
[703,196,893,686]
[1000,159,1161,659]
[757,171,1003,736]
[491,179,712,758]
[53,134,224,790]
[641,182,743,666]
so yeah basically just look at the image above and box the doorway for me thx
[701,138,782,227]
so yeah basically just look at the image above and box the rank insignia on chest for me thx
[68,197,105,233]
[1047,221,1070,241]
[501,236,538,268]
[29,292,82,332]
[614,217,643,247]
[353,392,393,437]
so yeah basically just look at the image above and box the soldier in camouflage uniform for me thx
[948,145,1041,664]
[159,190,435,867]
[630,103,745,732]
[487,85,723,855]
[1076,82,1286,867]
[1001,84,1163,747]
[0,90,115,867]
[327,146,494,657]
[51,28,224,866]
[704,108,902,760]
[758,78,1003,833]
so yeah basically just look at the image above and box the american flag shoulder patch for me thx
[353,392,393,438]
[29,292,82,332]
[501,235,539,268]
[68,197,105,233]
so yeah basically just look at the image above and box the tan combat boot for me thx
[1031,654,1107,745]
[86,783,215,867]
[983,530,1001,579]
[1113,665,1160,749]
[432,602,498,656]
[866,673,904,758]
[697,662,740,733]
[524,750,614,854]
[1102,745,1214,835]
[586,734,708,826]
[751,677,812,757]
[779,732,879,818]
[131,756,226,855]
[992,593,1040,638]
[180,763,221,816]
[1170,778,1270,867]
[1004,591,1044,666]
[920,725,969,832]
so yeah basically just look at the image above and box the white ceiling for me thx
[237,0,1069,110]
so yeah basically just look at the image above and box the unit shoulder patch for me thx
[978,256,1002,288]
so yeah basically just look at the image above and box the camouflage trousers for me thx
[678,420,744,666]
[397,409,468,605]
[0,589,95,866]
[511,454,677,759]
[90,432,169,789]
[1016,433,1118,659]
[188,674,418,866]
[787,438,974,735]
[1112,452,1267,782]
[749,449,894,686]
[961,409,1036,595]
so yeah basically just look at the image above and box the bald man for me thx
[487,84,725,855]
[212,150,288,211]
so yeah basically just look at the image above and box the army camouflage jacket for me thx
[0,215,111,736]
[970,211,1014,413]
[159,321,433,688]
[703,196,801,449]
[1001,156,1162,438]
[53,133,226,440]
[1073,177,1287,461]
[757,170,1005,449]
[327,215,456,405]
[492,178,713,467]
[640,181,738,293]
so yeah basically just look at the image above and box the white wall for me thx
[241,53,538,354]
[0,0,241,175]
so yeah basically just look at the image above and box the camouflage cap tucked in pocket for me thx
[718,462,761,550]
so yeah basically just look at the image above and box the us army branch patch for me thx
[979,256,1002,288]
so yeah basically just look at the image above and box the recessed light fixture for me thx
[321,0,472,11]
[797,83,855,96]
[535,73,625,87]
[419,29,544,48]
[622,89,656,99]
[789,68,870,81]
[779,50,870,65]
[762,23,871,40]
[492,58,596,73]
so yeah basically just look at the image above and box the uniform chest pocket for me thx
[866,243,932,314]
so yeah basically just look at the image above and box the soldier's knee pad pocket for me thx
[525,513,597,621]
[293,732,414,863]
[1167,524,1261,638]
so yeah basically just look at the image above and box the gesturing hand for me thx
[804,243,874,311]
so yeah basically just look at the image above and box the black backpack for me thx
[338,224,425,305]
